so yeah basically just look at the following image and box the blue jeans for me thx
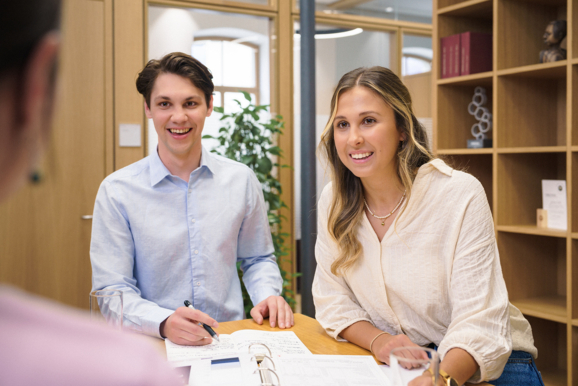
[491,351,544,386]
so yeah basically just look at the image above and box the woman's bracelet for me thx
[369,331,389,354]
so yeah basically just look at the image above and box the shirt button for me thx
[191,218,195,223]
[194,250,199,254]
[196,282,201,286]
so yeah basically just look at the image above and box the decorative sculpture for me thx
[467,87,492,148]
[540,20,567,63]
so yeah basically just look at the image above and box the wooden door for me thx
[0,0,113,309]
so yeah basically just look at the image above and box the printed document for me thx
[165,330,312,363]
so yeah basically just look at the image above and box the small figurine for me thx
[540,20,567,63]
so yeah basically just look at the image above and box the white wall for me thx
[293,29,395,239]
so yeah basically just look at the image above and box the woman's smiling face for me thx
[333,86,403,182]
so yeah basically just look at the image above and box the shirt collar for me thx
[149,147,172,187]
[149,146,217,187]
[199,146,217,176]
[427,158,453,176]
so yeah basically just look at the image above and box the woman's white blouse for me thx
[312,159,537,383]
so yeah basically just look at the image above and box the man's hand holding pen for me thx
[160,306,219,346]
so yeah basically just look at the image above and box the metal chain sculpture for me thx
[467,86,492,148]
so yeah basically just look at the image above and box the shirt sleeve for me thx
[437,179,512,383]
[90,180,174,338]
[312,185,373,340]
[237,169,283,306]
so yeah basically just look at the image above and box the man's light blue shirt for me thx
[90,147,282,338]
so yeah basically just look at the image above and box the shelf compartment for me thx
[512,296,567,323]
[497,61,567,79]
[438,0,492,18]
[437,83,493,149]
[497,153,566,226]
[442,154,492,209]
[437,3,493,80]
[497,75,566,148]
[437,72,492,86]
[437,148,492,155]
[497,225,567,238]
[525,316,568,386]
[499,232,566,304]
[497,0,567,70]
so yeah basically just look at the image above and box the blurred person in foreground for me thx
[0,1,180,385]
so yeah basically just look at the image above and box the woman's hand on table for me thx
[372,333,425,367]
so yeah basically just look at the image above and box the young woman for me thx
[312,66,542,386]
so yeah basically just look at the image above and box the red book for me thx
[440,37,448,78]
[440,34,461,78]
[461,32,492,75]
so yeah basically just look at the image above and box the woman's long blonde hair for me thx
[319,66,434,276]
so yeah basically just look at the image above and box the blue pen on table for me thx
[183,300,220,342]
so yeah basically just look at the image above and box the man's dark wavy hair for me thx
[136,52,214,108]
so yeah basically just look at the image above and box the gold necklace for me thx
[364,190,406,226]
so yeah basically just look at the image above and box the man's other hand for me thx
[250,295,294,329]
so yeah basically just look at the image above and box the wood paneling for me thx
[114,0,146,169]
[0,0,112,309]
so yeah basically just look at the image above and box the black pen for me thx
[184,300,220,342]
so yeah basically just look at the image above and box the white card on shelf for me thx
[541,180,567,231]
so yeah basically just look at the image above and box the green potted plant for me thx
[203,92,299,314]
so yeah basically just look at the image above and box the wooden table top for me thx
[147,313,491,385]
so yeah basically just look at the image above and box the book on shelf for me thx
[440,32,492,78]
[440,33,460,78]
[461,32,492,75]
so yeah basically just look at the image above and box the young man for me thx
[0,1,180,385]
[90,52,294,345]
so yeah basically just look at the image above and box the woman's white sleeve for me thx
[437,180,512,382]
[312,186,373,340]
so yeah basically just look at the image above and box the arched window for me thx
[192,37,260,112]
[401,47,432,76]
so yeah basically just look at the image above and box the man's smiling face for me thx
[145,72,213,162]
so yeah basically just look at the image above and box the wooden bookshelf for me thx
[433,1,577,385]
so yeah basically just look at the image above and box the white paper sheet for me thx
[188,354,260,386]
[165,335,238,362]
[379,364,424,385]
[231,330,312,356]
[165,330,311,363]
[542,179,567,230]
[276,355,391,386]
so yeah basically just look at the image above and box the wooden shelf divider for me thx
[496,225,567,238]
[438,0,492,16]
[511,296,567,324]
